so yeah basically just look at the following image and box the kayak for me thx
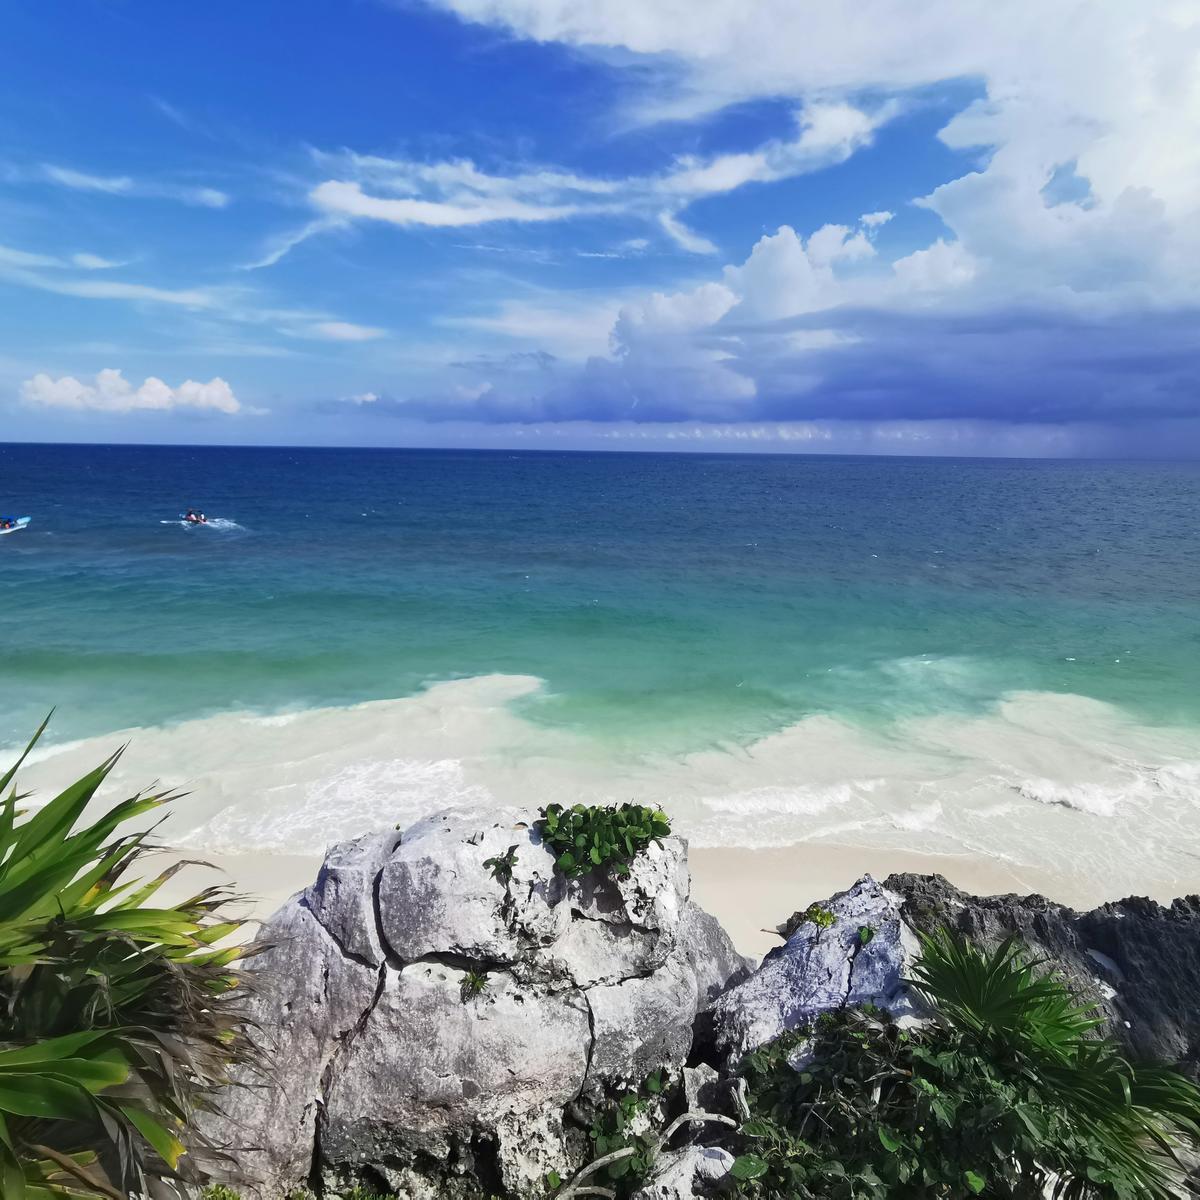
[0,517,31,536]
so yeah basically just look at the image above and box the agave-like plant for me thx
[911,929,1200,1198]
[0,718,250,1197]
[731,929,1200,1198]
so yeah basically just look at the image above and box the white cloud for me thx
[0,244,62,270]
[310,321,387,341]
[311,180,581,228]
[43,165,133,194]
[805,223,875,267]
[657,211,718,255]
[71,252,123,270]
[41,162,229,207]
[290,99,888,255]
[0,244,126,273]
[20,273,218,307]
[654,103,885,198]
[892,239,976,291]
[240,217,346,270]
[443,294,625,358]
[423,1,1200,308]
[0,247,220,308]
[21,369,241,414]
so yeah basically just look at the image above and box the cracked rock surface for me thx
[202,809,748,1198]
[710,875,916,1061]
[631,1146,736,1199]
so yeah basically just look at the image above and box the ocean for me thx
[4,443,1200,895]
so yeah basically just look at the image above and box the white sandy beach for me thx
[18,675,1200,963]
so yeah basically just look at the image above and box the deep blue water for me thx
[3,443,1200,752]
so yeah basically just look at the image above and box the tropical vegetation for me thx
[0,719,250,1197]
[730,929,1200,1198]
[536,803,671,879]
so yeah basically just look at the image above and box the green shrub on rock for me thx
[730,929,1200,1199]
[536,803,670,879]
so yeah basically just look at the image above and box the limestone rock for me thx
[305,830,400,965]
[631,1145,736,1199]
[205,808,745,1198]
[200,896,381,1196]
[710,875,914,1061]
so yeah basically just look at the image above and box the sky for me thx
[2,0,1199,456]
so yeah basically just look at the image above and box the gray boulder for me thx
[631,1145,736,1200]
[203,809,748,1198]
[710,875,915,1061]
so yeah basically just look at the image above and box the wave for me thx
[13,674,1200,903]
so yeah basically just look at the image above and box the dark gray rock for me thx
[887,872,1200,1072]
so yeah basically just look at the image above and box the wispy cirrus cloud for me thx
[243,101,890,268]
[309,320,387,341]
[0,244,123,272]
[0,239,384,352]
[34,162,229,207]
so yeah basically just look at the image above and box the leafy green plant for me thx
[201,1187,243,1200]
[730,929,1200,1198]
[857,925,875,946]
[550,1070,736,1199]
[587,1088,657,1188]
[0,719,251,1197]
[547,1071,673,1197]
[483,845,519,885]
[535,803,670,879]
[460,969,490,1003]
[796,902,835,930]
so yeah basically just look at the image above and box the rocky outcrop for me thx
[202,810,748,1199]
[202,825,1200,1200]
[886,872,1200,1073]
[710,875,916,1061]
[631,1146,736,1199]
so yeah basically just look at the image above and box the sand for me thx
[148,838,1146,960]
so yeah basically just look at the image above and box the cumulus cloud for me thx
[361,195,1200,438]
[386,0,1199,446]
[21,369,241,415]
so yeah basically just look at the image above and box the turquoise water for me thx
[3,444,1199,748]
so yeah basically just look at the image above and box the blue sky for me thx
[3,1,1198,455]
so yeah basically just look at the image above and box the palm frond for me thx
[0,720,254,1197]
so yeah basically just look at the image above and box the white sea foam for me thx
[160,517,243,531]
[14,673,1200,899]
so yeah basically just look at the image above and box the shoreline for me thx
[151,837,1181,960]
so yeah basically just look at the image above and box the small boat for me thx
[0,516,31,536]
